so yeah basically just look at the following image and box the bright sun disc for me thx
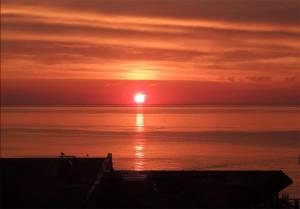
[134,93,146,104]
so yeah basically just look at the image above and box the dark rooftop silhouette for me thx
[1,154,294,208]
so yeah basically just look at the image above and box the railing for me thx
[288,199,300,209]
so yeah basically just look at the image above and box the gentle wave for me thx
[2,127,299,139]
[2,106,300,114]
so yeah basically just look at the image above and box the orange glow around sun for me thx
[134,93,146,104]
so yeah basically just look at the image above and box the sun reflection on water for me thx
[134,113,145,171]
[136,113,144,132]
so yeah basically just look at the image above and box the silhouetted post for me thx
[107,153,113,170]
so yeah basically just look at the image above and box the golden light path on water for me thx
[134,112,145,171]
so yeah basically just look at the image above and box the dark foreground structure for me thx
[0,154,296,208]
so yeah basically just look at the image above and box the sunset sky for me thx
[1,0,299,105]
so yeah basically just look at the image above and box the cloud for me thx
[1,0,299,85]
[3,0,299,25]
[244,76,272,82]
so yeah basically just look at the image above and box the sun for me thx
[134,93,146,104]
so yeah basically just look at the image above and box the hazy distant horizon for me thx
[2,79,299,106]
[2,104,300,107]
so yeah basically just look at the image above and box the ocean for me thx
[1,105,299,197]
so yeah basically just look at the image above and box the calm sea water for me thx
[1,106,299,197]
